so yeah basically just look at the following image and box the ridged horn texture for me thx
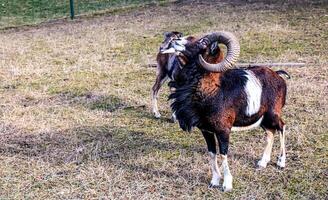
[199,31,240,72]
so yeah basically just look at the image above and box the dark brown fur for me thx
[168,39,288,156]
[164,35,290,190]
[151,34,224,119]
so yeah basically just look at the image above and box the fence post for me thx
[69,0,75,19]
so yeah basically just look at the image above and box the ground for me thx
[0,0,327,199]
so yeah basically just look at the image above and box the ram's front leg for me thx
[151,68,167,119]
[202,130,221,188]
[216,130,233,192]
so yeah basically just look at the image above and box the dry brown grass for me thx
[0,0,327,199]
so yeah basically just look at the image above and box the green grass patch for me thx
[46,71,108,97]
[240,31,306,60]
[0,0,68,27]
[0,0,174,29]
[89,95,125,112]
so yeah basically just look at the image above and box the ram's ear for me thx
[173,31,183,38]
[163,32,171,38]
[210,41,219,55]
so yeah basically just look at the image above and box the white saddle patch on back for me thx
[244,70,262,116]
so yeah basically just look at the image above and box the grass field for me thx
[0,0,327,199]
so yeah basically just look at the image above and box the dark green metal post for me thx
[69,0,75,19]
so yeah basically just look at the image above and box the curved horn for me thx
[198,31,240,72]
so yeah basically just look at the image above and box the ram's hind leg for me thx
[202,130,221,188]
[261,112,286,169]
[277,124,286,168]
[257,129,275,169]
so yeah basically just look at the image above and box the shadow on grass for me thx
[20,90,175,121]
[0,91,276,186]
[55,92,129,112]
[66,92,174,122]
[0,122,205,182]
[3,92,270,183]
[0,90,206,182]
[11,91,261,164]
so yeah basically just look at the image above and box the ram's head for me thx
[160,31,240,72]
[159,31,185,53]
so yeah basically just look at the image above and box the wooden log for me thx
[236,62,306,67]
[146,62,306,68]
[148,63,157,68]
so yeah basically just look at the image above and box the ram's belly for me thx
[233,112,263,126]
[232,116,263,132]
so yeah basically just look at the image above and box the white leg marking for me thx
[208,152,221,187]
[221,155,233,192]
[152,96,161,118]
[244,70,262,116]
[231,116,263,132]
[152,76,168,118]
[277,126,286,168]
[258,130,274,169]
[171,112,177,122]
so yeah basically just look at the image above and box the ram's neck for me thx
[197,72,222,97]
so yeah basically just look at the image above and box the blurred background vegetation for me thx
[0,0,171,29]
[0,0,326,29]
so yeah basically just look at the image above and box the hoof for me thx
[256,165,266,171]
[277,165,285,170]
[222,185,232,192]
[153,112,161,119]
[257,159,269,169]
[208,183,220,189]
[222,175,233,192]
[277,157,286,168]
[208,177,220,189]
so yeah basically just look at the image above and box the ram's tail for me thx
[276,70,291,79]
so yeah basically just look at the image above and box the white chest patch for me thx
[244,70,262,116]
